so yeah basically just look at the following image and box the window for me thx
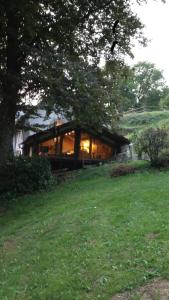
[92,139,112,160]
[39,139,55,155]
[80,132,91,159]
[62,131,75,157]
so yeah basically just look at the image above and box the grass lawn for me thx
[1,162,169,299]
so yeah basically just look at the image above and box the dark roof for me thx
[23,121,129,147]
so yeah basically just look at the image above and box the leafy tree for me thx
[0,0,164,162]
[98,61,133,115]
[116,67,137,112]
[116,62,168,112]
[132,62,166,109]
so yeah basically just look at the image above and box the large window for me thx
[79,132,112,160]
[62,131,75,157]
[39,139,56,155]
[92,139,112,160]
[80,132,91,159]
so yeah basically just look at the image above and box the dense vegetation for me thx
[1,162,169,299]
[118,110,169,166]
[115,62,169,113]
[0,156,53,201]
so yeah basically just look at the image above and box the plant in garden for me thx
[157,149,169,167]
[160,93,169,109]
[110,164,136,177]
[134,127,169,166]
[0,156,53,201]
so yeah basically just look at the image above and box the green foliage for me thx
[158,119,169,131]
[134,127,169,166]
[0,0,147,123]
[117,62,168,112]
[157,149,169,168]
[46,61,119,127]
[133,62,166,109]
[0,156,53,201]
[160,93,169,109]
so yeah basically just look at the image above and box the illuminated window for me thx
[80,132,91,159]
[62,131,75,156]
[39,139,56,155]
[92,139,112,160]
[81,139,90,153]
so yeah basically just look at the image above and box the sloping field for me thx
[119,110,169,135]
[1,163,169,299]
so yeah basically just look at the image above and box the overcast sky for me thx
[127,0,169,84]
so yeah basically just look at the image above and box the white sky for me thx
[126,0,169,84]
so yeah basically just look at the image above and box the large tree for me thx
[0,0,163,163]
[114,61,168,112]
[131,61,166,110]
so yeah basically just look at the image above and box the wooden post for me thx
[74,129,81,159]
[89,137,92,159]
[59,135,63,156]
[32,140,39,155]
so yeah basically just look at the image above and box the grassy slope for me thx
[118,110,169,136]
[1,163,169,299]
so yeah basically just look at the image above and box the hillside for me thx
[118,110,169,136]
[1,162,169,299]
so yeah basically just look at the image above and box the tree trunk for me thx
[0,6,21,164]
[0,102,16,164]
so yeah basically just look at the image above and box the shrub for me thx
[134,127,169,166]
[0,156,53,201]
[158,119,169,130]
[157,149,169,167]
[110,165,136,177]
[160,94,169,109]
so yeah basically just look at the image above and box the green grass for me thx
[1,163,169,299]
[118,110,169,136]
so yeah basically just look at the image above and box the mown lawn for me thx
[1,163,169,299]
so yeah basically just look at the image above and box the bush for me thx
[157,149,169,167]
[160,94,169,109]
[110,165,136,177]
[134,127,169,166]
[0,156,53,201]
[158,119,169,130]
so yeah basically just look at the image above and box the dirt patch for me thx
[112,279,169,300]
[3,239,16,251]
[145,232,160,240]
[111,291,131,300]
[0,206,7,216]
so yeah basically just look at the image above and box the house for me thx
[13,110,66,156]
[22,119,130,169]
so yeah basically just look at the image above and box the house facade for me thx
[14,110,130,168]
[23,120,129,162]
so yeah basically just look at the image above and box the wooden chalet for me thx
[23,121,129,169]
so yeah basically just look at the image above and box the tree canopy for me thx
[114,61,168,112]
